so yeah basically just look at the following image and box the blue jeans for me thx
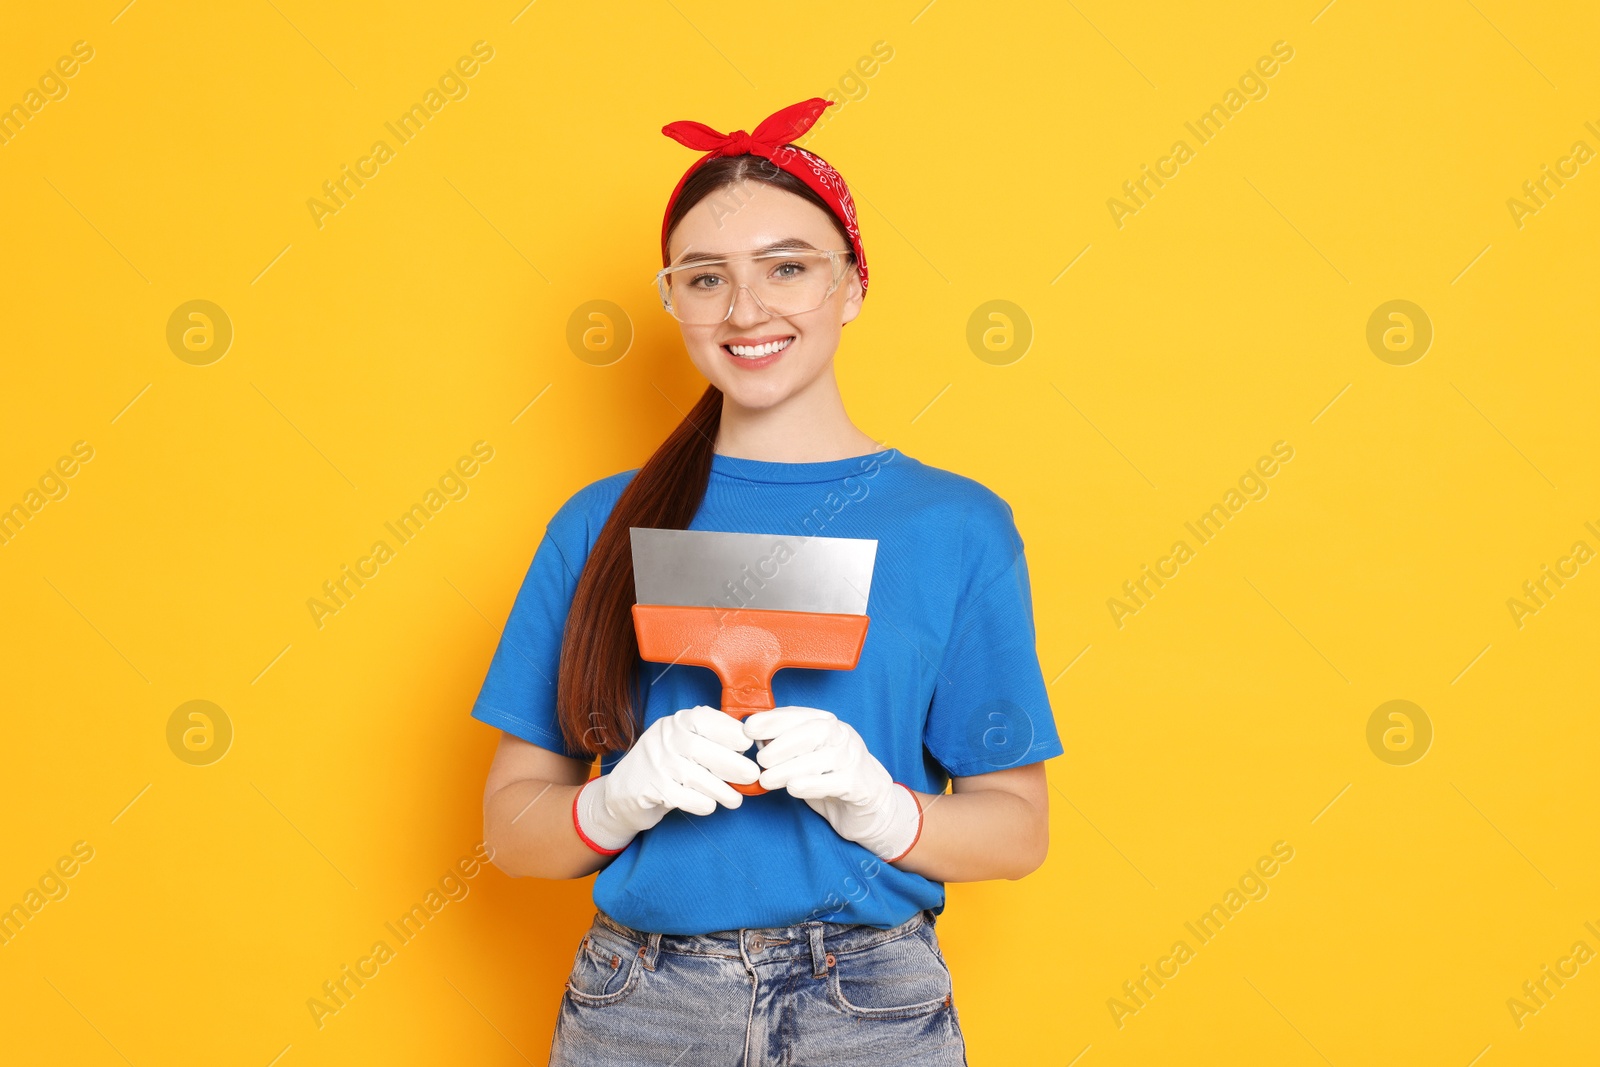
[550,907,968,1066]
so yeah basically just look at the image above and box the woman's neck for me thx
[714,371,882,464]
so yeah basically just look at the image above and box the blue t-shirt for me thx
[470,447,1063,935]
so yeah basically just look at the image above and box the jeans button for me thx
[749,935,765,952]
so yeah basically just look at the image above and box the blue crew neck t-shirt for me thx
[470,447,1064,935]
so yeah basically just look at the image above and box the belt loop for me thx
[638,931,663,971]
[807,924,829,979]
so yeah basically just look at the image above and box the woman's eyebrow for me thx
[672,238,819,265]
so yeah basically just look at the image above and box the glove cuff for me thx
[878,783,924,863]
[572,778,630,855]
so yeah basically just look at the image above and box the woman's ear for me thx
[839,271,865,326]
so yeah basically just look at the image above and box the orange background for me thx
[2,1,1597,1064]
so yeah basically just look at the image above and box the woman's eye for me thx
[771,261,807,279]
[688,273,724,289]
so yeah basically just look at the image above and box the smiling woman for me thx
[472,96,1062,1066]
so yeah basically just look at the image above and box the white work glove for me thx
[574,705,760,853]
[742,706,923,862]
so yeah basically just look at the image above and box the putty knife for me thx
[629,527,878,796]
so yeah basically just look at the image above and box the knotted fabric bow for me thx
[660,97,868,297]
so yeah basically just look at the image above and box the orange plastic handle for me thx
[631,604,870,795]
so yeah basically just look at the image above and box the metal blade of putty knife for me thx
[630,528,877,615]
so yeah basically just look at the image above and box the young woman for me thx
[473,97,1063,1065]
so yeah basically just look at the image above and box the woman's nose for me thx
[726,285,771,327]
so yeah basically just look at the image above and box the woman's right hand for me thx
[573,705,760,853]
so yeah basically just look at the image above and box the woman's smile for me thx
[721,333,795,368]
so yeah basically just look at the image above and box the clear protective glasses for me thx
[655,247,855,325]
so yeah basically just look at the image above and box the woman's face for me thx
[664,184,863,413]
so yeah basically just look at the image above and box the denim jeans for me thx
[550,906,968,1066]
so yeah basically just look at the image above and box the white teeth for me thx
[726,337,794,358]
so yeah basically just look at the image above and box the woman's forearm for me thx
[892,783,1049,883]
[484,768,1050,884]
[485,778,611,880]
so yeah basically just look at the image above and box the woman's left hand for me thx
[741,706,923,862]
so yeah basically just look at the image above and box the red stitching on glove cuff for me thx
[572,780,626,856]
[885,782,923,864]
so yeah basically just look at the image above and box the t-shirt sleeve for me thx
[469,506,594,763]
[923,493,1065,778]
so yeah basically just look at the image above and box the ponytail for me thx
[556,385,722,756]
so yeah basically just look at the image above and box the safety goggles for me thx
[655,247,855,325]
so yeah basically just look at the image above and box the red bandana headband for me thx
[660,97,868,297]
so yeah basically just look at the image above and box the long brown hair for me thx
[555,152,859,757]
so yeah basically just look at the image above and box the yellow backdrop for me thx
[2,1,1597,1064]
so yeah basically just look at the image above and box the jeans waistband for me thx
[592,907,934,973]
